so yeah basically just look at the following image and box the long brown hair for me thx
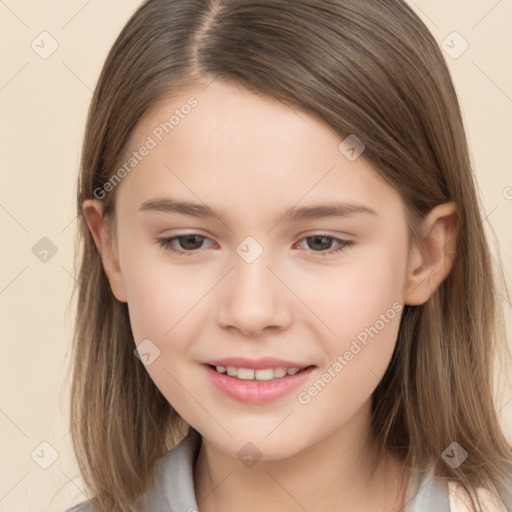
[70,1,512,510]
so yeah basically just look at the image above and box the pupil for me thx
[309,236,331,251]
[180,235,203,250]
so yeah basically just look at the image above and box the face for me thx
[100,80,412,460]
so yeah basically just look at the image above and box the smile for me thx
[210,364,313,381]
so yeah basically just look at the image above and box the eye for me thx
[294,235,353,256]
[156,234,214,256]
[156,233,353,257]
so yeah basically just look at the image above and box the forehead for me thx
[116,80,403,224]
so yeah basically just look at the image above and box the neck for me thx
[193,401,408,512]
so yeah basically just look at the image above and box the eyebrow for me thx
[138,197,377,222]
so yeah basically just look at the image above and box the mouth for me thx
[205,364,316,382]
[202,363,317,404]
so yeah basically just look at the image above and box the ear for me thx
[404,202,459,306]
[82,199,127,303]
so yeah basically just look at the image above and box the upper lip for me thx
[204,357,315,370]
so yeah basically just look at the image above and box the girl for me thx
[66,1,512,511]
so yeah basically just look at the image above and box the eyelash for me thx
[156,234,353,257]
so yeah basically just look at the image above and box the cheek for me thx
[294,252,406,417]
[119,244,211,404]
[339,243,408,387]
[119,240,216,350]
[344,245,406,337]
[291,232,408,393]
[295,237,407,337]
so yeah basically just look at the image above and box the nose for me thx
[215,252,293,338]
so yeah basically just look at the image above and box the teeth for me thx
[237,368,255,380]
[214,365,305,381]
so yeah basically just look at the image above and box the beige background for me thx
[0,1,511,511]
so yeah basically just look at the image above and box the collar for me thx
[137,427,202,512]
[138,428,448,512]
[139,428,512,512]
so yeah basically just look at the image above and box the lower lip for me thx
[202,364,316,404]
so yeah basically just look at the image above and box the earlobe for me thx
[82,199,128,303]
[404,202,459,306]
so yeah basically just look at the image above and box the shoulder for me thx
[61,429,202,512]
[448,481,510,512]
[62,500,92,512]
[406,466,512,512]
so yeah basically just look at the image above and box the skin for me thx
[84,79,458,512]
